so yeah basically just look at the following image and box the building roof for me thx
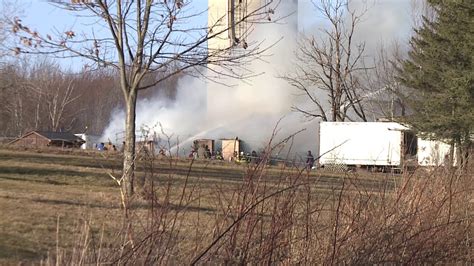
[9,131,85,144]
[35,131,85,142]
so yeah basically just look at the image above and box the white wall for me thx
[319,122,408,166]
[417,138,454,166]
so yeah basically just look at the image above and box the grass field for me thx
[0,148,122,263]
[0,147,381,263]
[0,147,471,264]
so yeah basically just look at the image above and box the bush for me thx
[46,150,473,264]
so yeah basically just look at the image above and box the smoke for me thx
[102,0,316,158]
[101,0,414,157]
[349,0,413,52]
[299,0,414,52]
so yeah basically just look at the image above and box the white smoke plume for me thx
[102,0,316,159]
[102,0,414,158]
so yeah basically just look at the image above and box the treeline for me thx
[0,59,179,138]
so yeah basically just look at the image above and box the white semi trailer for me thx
[318,122,418,170]
[417,138,454,166]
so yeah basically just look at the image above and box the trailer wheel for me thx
[347,165,356,172]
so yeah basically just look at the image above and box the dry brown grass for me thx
[0,147,472,264]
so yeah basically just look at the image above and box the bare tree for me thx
[360,0,436,122]
[285,0,368,122]
[0,61,122,137]
[0,62,33,137]
[0,1,21,59]
[71,68,123,134]
[361,43,413,121]
[0,59,90,136]
[10,0,280,200]
[29,66,82,132]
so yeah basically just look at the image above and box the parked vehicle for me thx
[318,122,418,171]
[417,138,454,166]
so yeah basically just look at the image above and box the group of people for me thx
[189,144,223,160]
[231,150,260,164]
[234,150,315,169]
[103,139,315,170]
[96,141,118,152]
[188,144,316,170]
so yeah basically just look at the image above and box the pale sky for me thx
[20,0,415,36]
[16,0,416,68]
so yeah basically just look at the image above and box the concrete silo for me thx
[206,1,299,153]
[208,0,262,51]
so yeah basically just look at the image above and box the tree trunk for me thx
[459,134,471,171]
[123,90,137,197]
[448,140,456,168]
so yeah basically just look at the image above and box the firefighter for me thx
[216,150,223,160]
[251,150,258,164]
[306,150,315,170]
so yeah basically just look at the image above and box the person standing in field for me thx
[306,150,314,170]
[197,144,206,159]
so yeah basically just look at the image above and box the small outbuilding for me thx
[221,138,241,161]
[193,139,215,153]
[9,131,85,148]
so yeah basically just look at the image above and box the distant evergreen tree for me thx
[397,0,473,165]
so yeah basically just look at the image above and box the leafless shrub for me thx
[319,168,472,264]
[45,140,473,264]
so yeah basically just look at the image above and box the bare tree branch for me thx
[286,0,369,122]
[8,0,284,203]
